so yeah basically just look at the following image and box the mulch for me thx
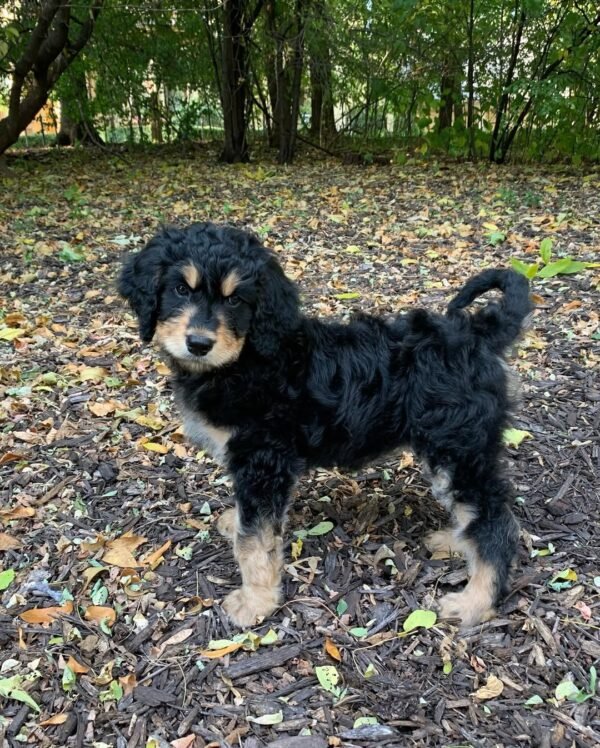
[1,146,599,747]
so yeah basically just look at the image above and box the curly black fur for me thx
[119,222,532,627]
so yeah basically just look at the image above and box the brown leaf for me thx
[199,642,244,659]
[171,736,196,748]
[84,606,116,626]
[80,565,108,592]
[40,713,70,727]
[0,506,35,521]
[119,673,137,696]
[473,674,504,700]
[141,539,171,570]
[88,400,118,417]
[0,532,22,551]
[20,601,74,626]
[102,532,147,568]
[157,627,194,655]
[325,638,342,662]
[0,452,26,465]
[66,656,90,674]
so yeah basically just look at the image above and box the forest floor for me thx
[1,145,599,748]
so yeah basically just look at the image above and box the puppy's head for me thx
[119,223,299,371]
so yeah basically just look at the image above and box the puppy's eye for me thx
[226,295,241,307]
[175,283,190,297]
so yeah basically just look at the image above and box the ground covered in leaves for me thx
[1,146,599,748]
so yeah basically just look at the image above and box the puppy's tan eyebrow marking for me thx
[182,263,200,289]
[221,270,240,297]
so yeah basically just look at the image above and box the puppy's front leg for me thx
[222,450,295,628]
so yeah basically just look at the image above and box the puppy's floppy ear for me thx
[118,238,167,342]
[249,253,300,356]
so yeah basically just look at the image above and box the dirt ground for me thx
[1,147,599,748]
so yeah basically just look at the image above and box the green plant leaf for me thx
[539,238,553,264]
[62,665,76,692]
[537,258,587,278]
[354,716,378,728]
[349,627,369,638]
[307,520,334,536]
[315,665,340,694]
[0,675,41,712]
[555,680,581,701]
[525,694,543,707]
[403,609,437,632]
[58,245,85,263]
[247,710,283,725]
[336,598,348,616]
[488,231,506,246]
[0,569,15,591]
[502,428,533,448]
[510,258,538,279]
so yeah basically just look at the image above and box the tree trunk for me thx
[308,0,336,143]
[57,67,103,146]
[219,0,249,162]
[467,0,476,159]
[438,73,456,132]
[0,1,104,156]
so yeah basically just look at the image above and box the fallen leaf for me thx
[0,569,16,590]
[141,540,172,569]
[0,506,35,520]
[574,600,592,621]
[325,638,342,662]
[315,665,340,694]
[84,606,117,627]
[473,674,504,700]
[20,602,73,626]
[65,656,89,674]
[403,609,437,633]
[80,565,108,592]
[502,428,533,448]
[102,532,147,568]
[40,713,70,726]
[88,401,118,417]
[246,710,283,725]
[171,736,196,748]
[0,533,21,551]
[157,627,193,654]
[119,673,137,696]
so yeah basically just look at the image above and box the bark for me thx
[308,0,336,143]
[467,0,476,158]
[57,67,103,146]
[0,1,104,155]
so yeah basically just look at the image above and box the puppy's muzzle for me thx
[186,334,215,356]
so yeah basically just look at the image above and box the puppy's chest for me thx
[179,403,232,465]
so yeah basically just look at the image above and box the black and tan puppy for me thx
[119,222,531,628]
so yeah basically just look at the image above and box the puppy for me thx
[119,222,531,628]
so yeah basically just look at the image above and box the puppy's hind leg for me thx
[438,473,519,627]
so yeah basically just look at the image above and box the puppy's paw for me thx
[438,591,495,628]
[222,586,279,628]
[217,508,237,540]
[424,528,461,555]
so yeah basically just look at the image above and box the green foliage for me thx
[512,237,598,280]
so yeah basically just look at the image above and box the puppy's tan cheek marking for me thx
[233,525,283,608]
[182,263,200,289]
[155,306,194,347]
[221,269,240,298]
[212,314,245,365]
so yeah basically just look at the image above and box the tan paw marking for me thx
[222,586,279,628]
[217,508,237,540]
[424,528,462,555]
[438,590,495,628]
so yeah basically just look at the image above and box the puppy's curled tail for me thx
[448,268,532,352]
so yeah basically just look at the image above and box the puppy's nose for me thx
[186,334,214,356]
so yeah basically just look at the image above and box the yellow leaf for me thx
[141,441,169,454]
[135,414,165,431]
[325,638,342,662]
[78,366,108,382]
[20,602,73,626]
[291,537,303,561]
[0,327,23,341]
[473,674,504,700]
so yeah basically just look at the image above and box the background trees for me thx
[1,0,599,163]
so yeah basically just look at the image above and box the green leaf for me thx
[62,665,76,692]
[0,569,15,591]
[307,520,334,536]
[555,680,581,701]
[525,694,543,706]
[260,629,278,645]
[334,292,361,300]
[315,665,340,694]
[247,710,283,725]
[488,231,506,246]
[537,258,587,278]
[0,675,41,712]
[502,428,533,448]
[0,327,22,341]
[363,663,377,678]
[539,238,553,264]
[510,258,538,279]
[354,716,378,728]
[443,661,453,675]
[349,627,369,638]
[336,598,348,616]
[58,245,85,263]
[403,609,437,632]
